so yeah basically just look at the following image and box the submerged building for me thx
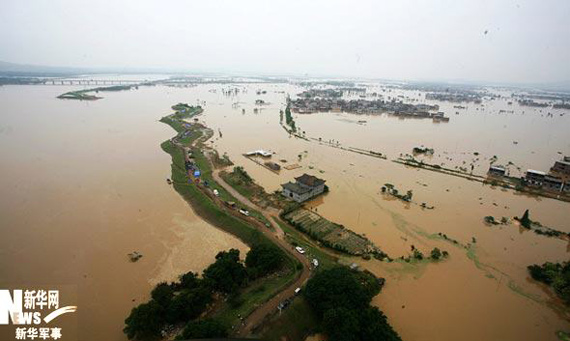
[281,174,326,202]
[551,157,570,177]
[524,169,566,193]
[543,175,564,192]
[525,169,546,186]
[488,165,506,177]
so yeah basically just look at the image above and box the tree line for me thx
[124,243,285,340]
[303,267,402,341]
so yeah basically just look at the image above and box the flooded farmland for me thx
[198,83,570,340]
[1,81,569,341]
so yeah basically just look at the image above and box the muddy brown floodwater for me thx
[1,82,569,341]
[199,83,570,341]
[0,84,248,341]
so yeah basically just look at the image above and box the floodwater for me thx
[0,84,248,341]
[197,83,570,340]
[1,81,569,341]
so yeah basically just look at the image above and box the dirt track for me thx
[173,123,312,337]
[207,156,312,336]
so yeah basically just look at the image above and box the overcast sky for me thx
[0,0,569,84]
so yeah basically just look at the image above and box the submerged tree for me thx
[430,248,442,260]
[520,209,531,228]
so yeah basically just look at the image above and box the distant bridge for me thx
[42,79,151,86]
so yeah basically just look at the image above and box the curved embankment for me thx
[159,107,312,336]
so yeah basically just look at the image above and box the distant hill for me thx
[0,60,88,76]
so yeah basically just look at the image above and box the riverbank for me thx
[57,84,143,100]
[157,104,311,337]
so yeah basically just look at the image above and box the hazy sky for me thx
[1,0,569,84]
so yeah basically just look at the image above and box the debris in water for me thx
[128,251,143,262]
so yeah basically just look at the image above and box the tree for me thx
[124,301,164,341]
[322,307,361,341]
[357,306,401,341]
[430,248,442,260]
[304,267,374,317]
[179,271,199,290]
[412,249,424,260]
[233,166,252,183]
[520,209,531,228]
[166,286,212,323]
[245,243,284,278]
[528,261,570,305]
[177,319,228,340]
[151,282,174,308]
[203,249,247,293]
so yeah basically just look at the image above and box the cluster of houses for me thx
[488,156,570,194]
[425,91,482,103]
[288,97,441,117]
[281,173,326,202]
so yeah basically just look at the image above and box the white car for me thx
[239,209,249,216]
[312,259,319,267]
[295,246,305,254]
[294,287,301,295]
[213,189,219,196]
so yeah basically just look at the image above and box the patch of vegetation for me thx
[513,210,569,238]
[203,249,248,294]
[57,84,137,100]
[211,150,234,168]
[159,107,274,242]
[245,243,285,278]
[155,103,304,337]
[258,297,319,341]
[176,319,227,340]
[283,104,297,132]
[124,245,292,340]
[430,247,445,260]
[382,183,413,202]
[303,267,401,341]
[212,250,300,328]
[282,207,385,258]
[161,140,266,246]
[400,245,448,263]
[57,91,101,100]
[528,261,570,305]
[124,269,217,340]
[221,166,285,209]
[483,216,509,226]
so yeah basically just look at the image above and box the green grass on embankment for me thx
[213,250,300,327]
[161,140,268,246]
[258,296,319,341]
[160,107,305,331]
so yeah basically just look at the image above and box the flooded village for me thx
[2,1,569,341]
[1,78,569,341]
[196,79,570,341]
